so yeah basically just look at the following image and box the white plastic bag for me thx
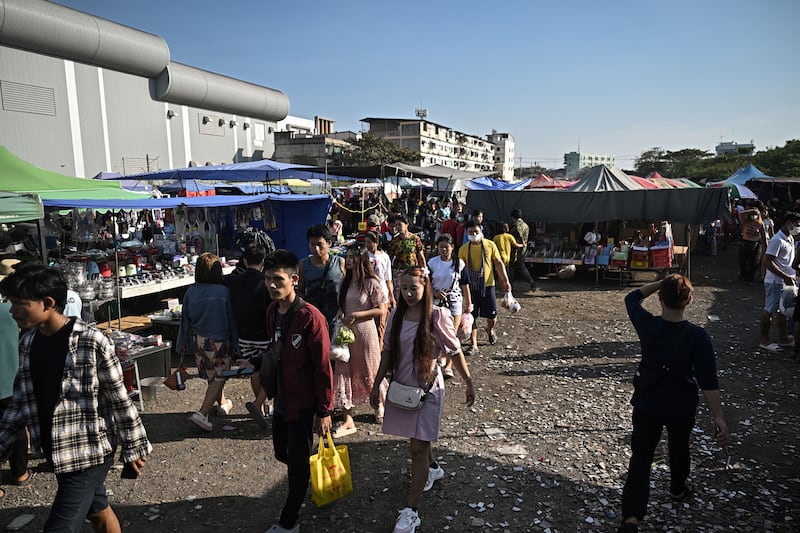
[779,284,797,319]
[457,312,474,340]
[330,344,351,363]
[500,291,521,314]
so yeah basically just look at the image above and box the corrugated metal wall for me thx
[0,47,278,176]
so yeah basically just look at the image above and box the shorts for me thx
[470,285,497,319]
[238,338,268,371]
[764,282,784,313]
[434,291,463,317]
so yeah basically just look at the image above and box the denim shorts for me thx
[45,454,114,531]
[764,282,784,313]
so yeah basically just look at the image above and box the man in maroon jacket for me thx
[263,249,333,533]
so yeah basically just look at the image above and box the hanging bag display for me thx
[309,431,353,506]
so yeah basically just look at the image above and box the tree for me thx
[634,147,668,176]
[335,133,420,166]
[754,139,800,177]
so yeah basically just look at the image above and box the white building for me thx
[564,151,615,178]
[0,0,291,176]
[360,118,495,173]
[715,140,755,156]
[486,130,515,180]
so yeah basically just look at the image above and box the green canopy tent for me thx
[0,146,146,200]
[0,191,43,224]
[0,191,46,260]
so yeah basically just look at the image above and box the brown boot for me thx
[88,506,121,533]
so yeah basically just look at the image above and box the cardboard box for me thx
[161,298,180,310]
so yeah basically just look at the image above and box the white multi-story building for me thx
[715,140,755,156]
[360,118,495,173]
[486,130,515,180]
[564,151,616,178]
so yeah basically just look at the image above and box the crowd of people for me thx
[0,197,741,533]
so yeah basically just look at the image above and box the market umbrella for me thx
[708,181,757,199]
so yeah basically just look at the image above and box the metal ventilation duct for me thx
[0,0,169,77]
[154,62,289,122]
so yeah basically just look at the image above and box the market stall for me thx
[467,165,731,281]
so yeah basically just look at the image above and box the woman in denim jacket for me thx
[177,253,239,431]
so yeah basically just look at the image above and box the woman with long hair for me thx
[176,253,238,432]
[333,243,388,436]
[427,233,470,378]
[370,267,475,533]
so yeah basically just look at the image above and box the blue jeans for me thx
[45,454,114,532]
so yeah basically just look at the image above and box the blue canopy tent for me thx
[465,177,532,191]
[158,179,216,195]
[719,164,772,186]
[214,182,289,195]
[92,172,155,194]
[124,159,325,182]
[42,194,332,258]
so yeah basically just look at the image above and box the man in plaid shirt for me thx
[0,264,151,532]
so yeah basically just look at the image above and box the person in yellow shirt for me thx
[492,222,524,267]
[458,220,511,354]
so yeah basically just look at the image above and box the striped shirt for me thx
[0,319,151,474]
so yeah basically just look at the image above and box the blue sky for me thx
[58,0,799,169]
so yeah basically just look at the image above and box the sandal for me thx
[219,399,233,415]
[9,469,33,487]
[332,425,357,439]
[488,332,497,345]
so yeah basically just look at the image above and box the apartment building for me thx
[360,118,496,173]
[486,130,515,180]
[564,151,616,178]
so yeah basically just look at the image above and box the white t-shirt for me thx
[428,256,465,293]
[368,249,393,298]
[764,230,795,284]
[64,289,83,318]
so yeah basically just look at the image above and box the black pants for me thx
[509,260,534,284]
[739,239,761,282]
[271,409,315,529]
[621,409,694,521]
[0,397,28,479]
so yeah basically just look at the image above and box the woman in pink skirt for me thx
[370,266,475,533]
[333,244,388,436]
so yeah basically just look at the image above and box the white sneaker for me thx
[188,411,212,431]
[393,507,420,533]
[423,464,444,492]
[265,524,299,533]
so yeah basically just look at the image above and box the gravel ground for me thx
[1,247,798,532]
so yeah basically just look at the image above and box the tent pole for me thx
[36,218,47,264]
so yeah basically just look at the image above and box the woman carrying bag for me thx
[370,266,475,533]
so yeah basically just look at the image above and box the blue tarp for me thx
[41,194,332,257]
[214,182,289,194]
[123,159,324,182]
[465,177,531,191]
[159,180,216,193]
[92,172,154,193]
[722,164,772,186]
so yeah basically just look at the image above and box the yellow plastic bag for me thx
[309,431,353,506]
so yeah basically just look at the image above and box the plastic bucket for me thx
[138,377,163,401]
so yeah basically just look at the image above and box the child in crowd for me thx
[0,264,151,532]
[371,266,475,533]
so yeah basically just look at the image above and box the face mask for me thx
[457,216,465,222]
[791,226,800,236]
[467,234,482,243]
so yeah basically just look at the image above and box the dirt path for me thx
[1,247,798,532]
